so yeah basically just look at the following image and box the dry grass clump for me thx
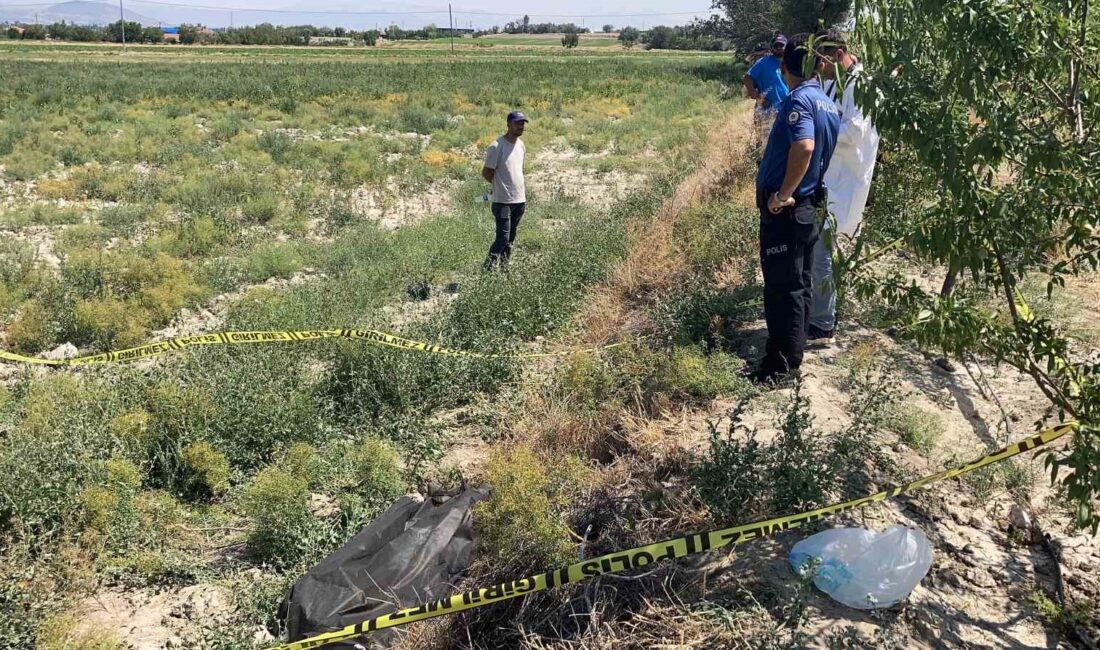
[573,103,756,347]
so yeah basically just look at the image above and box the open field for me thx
[0,42,745,648]
[455,33,624,47]
[0,38,716,62]
[0,37,1097,650]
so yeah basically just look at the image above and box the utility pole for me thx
[119,0,126,52]
[448,3,454,54]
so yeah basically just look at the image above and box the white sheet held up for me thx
[824,62,879,237]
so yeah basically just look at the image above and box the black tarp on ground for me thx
[280,486,490,648]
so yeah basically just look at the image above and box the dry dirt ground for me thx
[56,101,1100,649]
[685,322,1099,648]
[431,100,1100,647]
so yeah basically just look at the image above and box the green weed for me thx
[181,441,231,499]
[241,466,312,566]
[697,374,891,522]
[889,403,944,455]
[474,446,586,568]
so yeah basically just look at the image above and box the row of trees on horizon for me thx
[2,1,848,52]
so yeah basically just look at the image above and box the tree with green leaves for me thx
[618,26,640,48]
[712,0,849,52]
[178,24,200,44]
[561,30,579,48]
[855,0,1100,531]
[106,20,143,44]
[21,24,46,40]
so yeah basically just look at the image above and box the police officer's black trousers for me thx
[757,190,820,377]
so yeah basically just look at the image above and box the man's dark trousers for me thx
[757,188,820,377]
[485,201,526,269]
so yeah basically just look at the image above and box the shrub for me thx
[78,458,143,553]
[0,148,55,180]
[209,113,246,141]
[36,613,124,650]
[474,446,578,568]
[349,437,404,503]
[282,442,323,487]
[72,296,147,348]
[0,238,37,287]
[58,250,208,347]
[181,441,231,498]
[98,203,162,233]
[0,203,83,228]
[69,164,133,202]
[241,194,281,224]
[36,178,79,200]
[964,458,1034,500]
[110,410,154,456]
[151,216,222,257]
[697,384,839,521]
[57,225,109,256]
[241,242,303,282]
[258,130,293,163]
[6,300,57,352]
[658,347,747,401]
[558,352,617,409]
[397,106,448,134]
[241,466,312,565]
[889,404,944,455]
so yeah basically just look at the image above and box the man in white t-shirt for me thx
[481,111,528,270]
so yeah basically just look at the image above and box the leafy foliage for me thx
[712,0,850,52]
[857,0,1100,532]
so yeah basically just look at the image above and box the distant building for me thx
[162,26,180,43]
[309,36,355,46]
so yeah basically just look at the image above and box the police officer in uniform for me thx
[753,34,840,383]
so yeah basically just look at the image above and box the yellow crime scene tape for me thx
[277,421,1077,650]
[0,329,625,366]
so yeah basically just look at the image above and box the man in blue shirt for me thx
[743,35,790,112]
[752,33,841,383]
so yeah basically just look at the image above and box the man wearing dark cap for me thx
[752,34,840,383]
[743,35,791,124]
[481,111,528,270]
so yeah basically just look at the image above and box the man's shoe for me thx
[808,325,835,341]
[749,366,801,388]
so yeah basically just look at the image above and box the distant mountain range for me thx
[0,0,472,29]
[0,1,157,26]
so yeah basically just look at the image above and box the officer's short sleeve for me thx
[786,98,814,142]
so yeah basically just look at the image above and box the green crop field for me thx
[461,33,624,47]
[5,17,1094,648]
[0,41,741,647]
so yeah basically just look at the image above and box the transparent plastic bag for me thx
[788,525,933,609]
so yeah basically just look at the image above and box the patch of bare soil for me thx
[151,270,321,340]
[680,319,1099,647]
[346,178,460,231]
[528,141,649,210]
[71,584,236,649]
[380,283,460,330]
[267,125,432,150]
[493,97,1099,647]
